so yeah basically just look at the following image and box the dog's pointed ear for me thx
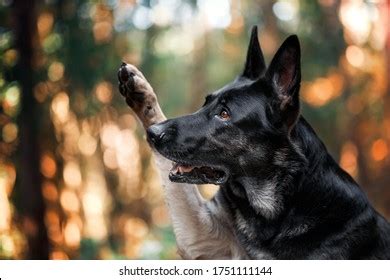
[241,26,266,80]
[266,35,301,130]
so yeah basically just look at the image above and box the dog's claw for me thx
[118,64,130,83]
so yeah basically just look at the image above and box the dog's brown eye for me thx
[219,110,230,120]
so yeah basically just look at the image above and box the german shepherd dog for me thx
[118,26,390,259]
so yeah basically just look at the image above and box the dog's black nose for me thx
[147,123,166,145]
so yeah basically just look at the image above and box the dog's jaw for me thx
[169,162,228,185]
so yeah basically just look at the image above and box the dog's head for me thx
[147,26,302,185]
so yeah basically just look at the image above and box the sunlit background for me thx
[0,0,389,259]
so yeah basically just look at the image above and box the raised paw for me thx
[117,62,155,108]
[117,62,165,128]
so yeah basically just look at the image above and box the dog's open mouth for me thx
[169,162,227,184]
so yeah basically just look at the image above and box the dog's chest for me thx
[232,210,274,259]
[220,182,276,259]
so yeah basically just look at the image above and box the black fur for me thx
[147,26,390,259]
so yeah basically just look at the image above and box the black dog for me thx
[117,26,390,259]
[142,27,390,259]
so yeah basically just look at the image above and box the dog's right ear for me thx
[266,35,301,131]
[241,26,266,80]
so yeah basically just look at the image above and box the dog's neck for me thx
[223,116,330,220]
[290,116,330,173]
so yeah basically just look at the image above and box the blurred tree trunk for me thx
[189,31,209,111]
[13,0,49,259]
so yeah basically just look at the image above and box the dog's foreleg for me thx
[118,63,236,259]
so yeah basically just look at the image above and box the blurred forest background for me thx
[0,0,389,259]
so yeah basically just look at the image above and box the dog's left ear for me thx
[266,35,301,130]
[242,26,266,79]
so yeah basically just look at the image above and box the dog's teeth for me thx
[170,163,180,173]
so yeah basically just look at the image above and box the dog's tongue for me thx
[179,165,194,173]
[171,162,195,174]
